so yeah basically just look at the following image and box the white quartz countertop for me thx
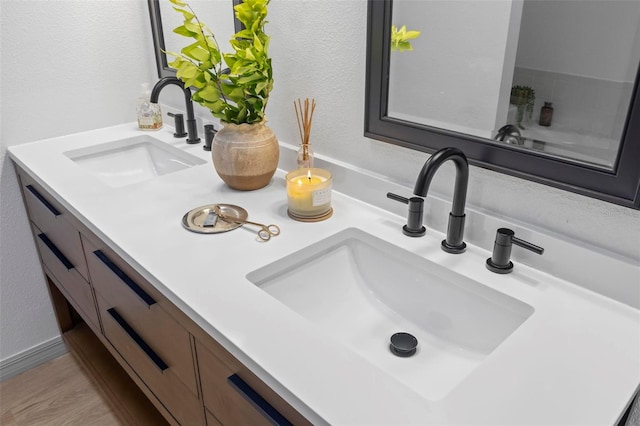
[9,123,640,425]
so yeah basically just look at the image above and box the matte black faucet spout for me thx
[414,147,469,253]
[150,77,200,144]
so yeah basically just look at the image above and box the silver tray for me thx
[181,204,248,234]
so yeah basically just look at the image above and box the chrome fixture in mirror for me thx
[365,0,640,209]
[148,0,242,78]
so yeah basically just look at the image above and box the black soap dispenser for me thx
[539,102,554,126]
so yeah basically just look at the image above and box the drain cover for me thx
[389,332,418,357]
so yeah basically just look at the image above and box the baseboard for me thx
[0,336,68,382]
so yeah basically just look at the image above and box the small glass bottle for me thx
[137,83,163,130]
[297,144,314,168]
[539,102,553,127]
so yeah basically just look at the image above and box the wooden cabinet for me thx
[19,172,100,333]
[84,237,203,425]
[33,223,100,333]
[196,338,310,426]
[20,172,89,280]
[14,163,310,426]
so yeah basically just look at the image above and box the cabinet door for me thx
[83,237,198,396]
[19,172,89,280]
[84,235,203,425]
[196,340,298,426]
[31,224,100,332]
[96,292,204,426]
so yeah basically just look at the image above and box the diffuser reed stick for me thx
[294,98,316,162]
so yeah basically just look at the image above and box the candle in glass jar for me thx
[286,168,332,218]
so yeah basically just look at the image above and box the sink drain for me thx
[389,332,418,357]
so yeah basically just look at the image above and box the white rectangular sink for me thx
[247,228,534,400]
[64,135,206,187]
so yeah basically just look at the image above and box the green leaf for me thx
[253,35,263,52]
[172,6,194,21]
[254,80,268,94]
[173,25,195,37]
[183,45,210,62]
[197,85,220,102]
[236,73,262,85]
[184,21,203,34]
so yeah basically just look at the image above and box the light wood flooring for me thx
[0,324,168,425]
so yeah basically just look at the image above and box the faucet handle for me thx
[387,193,426,237]
[167,112,187,138]
[203,124,217,151]
[486,228,544,274]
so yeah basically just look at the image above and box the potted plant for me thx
[510,85,535,130]
[167,0,277,190]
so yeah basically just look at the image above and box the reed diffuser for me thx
[294,98,316,168]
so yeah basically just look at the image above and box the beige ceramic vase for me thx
[211,120,279,190]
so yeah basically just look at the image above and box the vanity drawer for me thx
[196,339,306,426]
[32,223,100,331]
[96,293,203,426]
[19,172,89,280]
[197,340,273,426]
[83,237,198,397]
[205,408,222,426]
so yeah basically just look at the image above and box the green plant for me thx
[391,25,421,52]
[510,85,535,129]
[166,0,272,124]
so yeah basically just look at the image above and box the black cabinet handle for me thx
[37,233,74,270]
[26,185,61,216]
[93,250,156,308]
[227,374,293,426]
[107,308,168,373]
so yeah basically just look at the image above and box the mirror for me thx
[148,0,242,78]
[365,0,640,209]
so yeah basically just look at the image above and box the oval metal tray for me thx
[181,204,248,234]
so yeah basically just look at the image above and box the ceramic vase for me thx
[212,120,279,190]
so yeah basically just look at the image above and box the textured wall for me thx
[0,0,157,360]
[1,0,638,364]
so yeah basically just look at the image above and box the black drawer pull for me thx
[107,308,168,373]
[227,374,293,426]
[26,185,61,216]
[37,233,74,270]
[93,250,156,308]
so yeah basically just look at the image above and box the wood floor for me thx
[0,324,168,425]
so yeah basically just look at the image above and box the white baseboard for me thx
[0,336,68,382]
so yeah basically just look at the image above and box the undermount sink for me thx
[247,228,534,400]
[64,135,206,187]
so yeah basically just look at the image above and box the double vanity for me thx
[9,123,640,425]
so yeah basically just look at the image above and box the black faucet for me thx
[150,77,200,144]
[388,147,469,254]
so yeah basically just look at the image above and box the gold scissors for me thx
[213,205,280,242]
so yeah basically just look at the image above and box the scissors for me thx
[213,205,280,242]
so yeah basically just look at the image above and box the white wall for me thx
[0,0,157,361]
[1,0,639,364]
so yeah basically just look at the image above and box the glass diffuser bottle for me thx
[297,143,314,168]
[294,98,317,169]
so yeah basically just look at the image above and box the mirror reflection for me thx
[387,0,640,169]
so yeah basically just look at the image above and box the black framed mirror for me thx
[148,0,243,79]
[365,0,640,209]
